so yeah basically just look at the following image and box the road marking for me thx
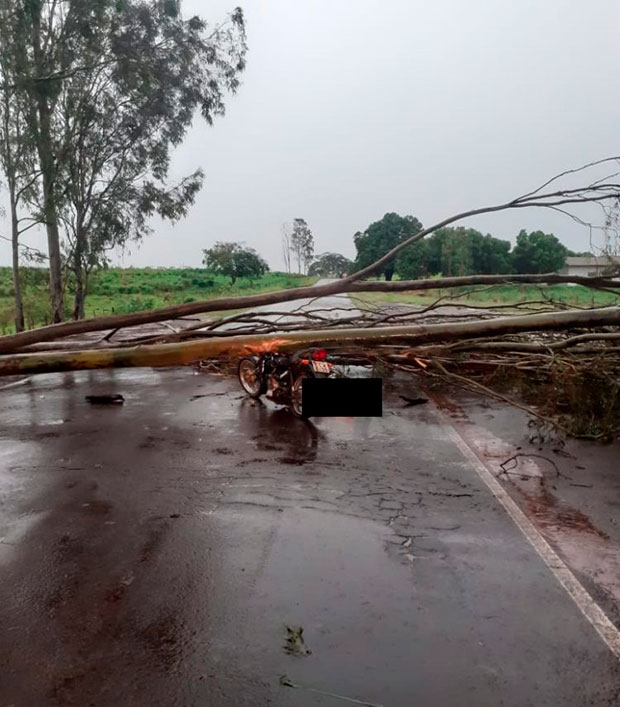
[431,403,620,660]
[0,377,31,391]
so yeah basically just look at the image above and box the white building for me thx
[558,255,620,278]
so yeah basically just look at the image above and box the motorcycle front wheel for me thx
[238,358,266,398]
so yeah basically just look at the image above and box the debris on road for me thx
[283,625,311,656]
[84,394,125,405]
[399,395,429,406]
[499,453,564,479]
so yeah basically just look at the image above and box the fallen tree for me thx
[1,155,620,352]
[1,306,619,377]
[1,159,620,441]
[0,272,618,354]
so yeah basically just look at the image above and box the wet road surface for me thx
[215,278,357,332]
[1,368,620,706]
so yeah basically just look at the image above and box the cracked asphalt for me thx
[1,367,619,706]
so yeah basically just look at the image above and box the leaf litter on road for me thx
[283,625,311,656]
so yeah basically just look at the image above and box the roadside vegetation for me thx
[0,268,316,334]
[351,213,596,281]
[356,284,620,310]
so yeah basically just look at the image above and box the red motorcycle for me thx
[237,348,334,418]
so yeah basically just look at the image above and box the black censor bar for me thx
[302,378,383,417]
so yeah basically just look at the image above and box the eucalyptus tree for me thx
[0,2,42,331]
[291,218,314,274]
[0,0,247,321]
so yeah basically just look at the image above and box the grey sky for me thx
[2,0,620,269]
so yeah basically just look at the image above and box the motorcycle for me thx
[237,347,334,418]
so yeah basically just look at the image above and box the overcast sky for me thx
[2,0,620,269]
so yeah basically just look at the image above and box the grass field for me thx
[0,267,317,334]
[355,283,620,309]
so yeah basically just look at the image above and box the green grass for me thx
[0,267,318,334]
[355,284,620,309]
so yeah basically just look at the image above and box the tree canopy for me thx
[308,252,352,278]
[512,230,568,274]
[353,213,424,280]
[202,242,268,284]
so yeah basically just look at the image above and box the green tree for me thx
[0,8,42,332]
[396,227,513,279]
[353,212,424,280]
[0,1,246,321]
[308,252,352,278]
[464,230,512,274]
[439,228,472,276]
[512,230,568,273]
[290,218,314,274]
[203,242,268,284]
[395,241,429,279]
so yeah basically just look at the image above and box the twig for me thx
[498,453,568,479]
[279,675,384,707]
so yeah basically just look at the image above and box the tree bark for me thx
[10,183,25,332]
[72,221,86,320]
[0,306,619,377]
[36,102,64,323]
[30,8,64,324]
[1,75,25,332]
[73,271,86,320]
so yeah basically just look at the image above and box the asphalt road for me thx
[216,278,357,331]
[1,366,620,707]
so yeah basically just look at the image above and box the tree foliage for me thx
[0,0,247,320]
[202,242,268,284]
[290,218,314,274]
[397,227,512,279]
[512,230,568,274]
[353,213,424,280]
[308,252,352,278]
[383,223,571,279]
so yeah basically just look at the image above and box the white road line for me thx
[431,403,620,660]
[0,377,31,391]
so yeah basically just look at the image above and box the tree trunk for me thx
[1,78,25,332]
[384,265,394,281]
[1,306,619,377]
[9,185,25,332]
[30,8,64,324]
[72,221,86,320]
[37,105,64,323]
[73,271,86,320]
[281,229,291,274]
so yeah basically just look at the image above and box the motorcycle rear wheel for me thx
[290,371,310,419]
[238,358,266,398]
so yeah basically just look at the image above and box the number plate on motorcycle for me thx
[311,361,332,374]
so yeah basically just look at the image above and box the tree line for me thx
[351,212,579,280]
[208,210,582,286]
[279,212,583,282]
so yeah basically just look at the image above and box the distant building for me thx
[558,255,620,278]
